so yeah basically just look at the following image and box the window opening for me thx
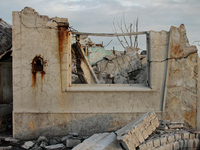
[70,32,149,86]
[32,56,44,73]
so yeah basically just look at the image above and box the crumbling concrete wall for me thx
[12,7,199,140]
[164,24,198,128]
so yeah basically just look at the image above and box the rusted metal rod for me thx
[71,31,148,37]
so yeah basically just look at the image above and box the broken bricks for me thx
[73,112,159,150]
[115,112,159,150]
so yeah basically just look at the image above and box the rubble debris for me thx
[37,136,49,143]
[0,146,12,150]
[115,112,159,150]
[4,137,19,144]
[72,43,147,84]
[168,122,184,129]
[92,47,147,84]
[45,143,65,150]
[0,112,200,150]
[66,138,81,148]
[21,141,35,149]
[0,19,12,55]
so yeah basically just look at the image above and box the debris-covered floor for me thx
[0,112,199,150]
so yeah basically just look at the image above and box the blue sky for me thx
[1,0,199,51]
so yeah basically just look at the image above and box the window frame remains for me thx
[63,30,154,92]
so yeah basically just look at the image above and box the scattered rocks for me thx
[21,141,35,149]
[4,137,19,144]
[0,112,200,150]
[0,146,12,150]
[66,139,81,148]
[45,143,65,150]
[37,136,48,143]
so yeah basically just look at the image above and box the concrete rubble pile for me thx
[0,18,12,55]
[0,112,200,150]
[0,19,12,140]
[92,47,147,84]
[71,36,147,85]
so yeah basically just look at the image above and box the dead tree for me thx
[112,14,139,49]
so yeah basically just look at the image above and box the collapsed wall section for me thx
[12,7,199,140]
[164,24,198,128]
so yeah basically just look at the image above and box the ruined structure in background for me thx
[0,18,12,55]
[11,7,200,141]
[0,19,12,134]
[71,35,147,85]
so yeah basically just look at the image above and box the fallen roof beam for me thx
[71,31,148,37]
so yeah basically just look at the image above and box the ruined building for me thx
[0,7,197,140]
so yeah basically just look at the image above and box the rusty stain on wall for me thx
[29,121,35,132]
[58,26,69,67]
[183,110,196,128]
[170,44,184,58]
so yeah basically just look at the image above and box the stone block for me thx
[151,117,160,127]
[140,127,149,139]
[61,135,73,142]
[196,133,200,139]
[45,144,65,150]
[174,133,182,141]
[154,145,166,150]
[190,133,196,139]
[146,140,153,148]
[4,137,19,144]
[182,132,190,140]
[138,143,147,150]
[21,141,35,149]
[167,135,175,143]
[134,130,145,143]
[40,141,48,148]
[188,139,195,148]
[166,143,173,150]
[173,141,179,150]
[146,124,156,136]
[116,112,159,149]
[37,136,48,143]
[73,132,122,150]
[160,137,167,145]
[0,146,13,150]
[66,139,81,148]
[193,138,200,148]
[168,122,184,129]
[153,138,161,148]
[179,140,184,149]
[184,139,189,148]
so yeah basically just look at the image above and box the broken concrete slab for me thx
[72,42,99,84]
[0,146,12,150]
[115,112,159,150]
[72,132,122,150]
[66,138,81,148]
[4,137,19,144]
[21,141,35,149]
[44,143,65,150]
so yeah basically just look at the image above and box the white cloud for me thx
[0,0,199,47]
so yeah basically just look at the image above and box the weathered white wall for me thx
[12,7,199,140]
